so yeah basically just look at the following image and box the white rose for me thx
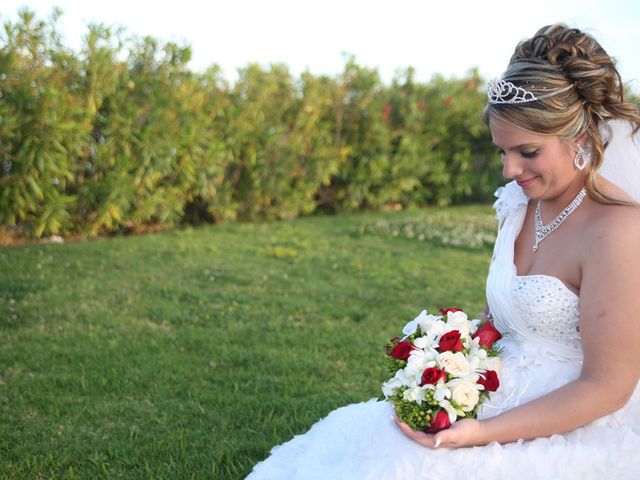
[484,356,502,373]
[438,351,471,378]
[443,311,472,337]
[450,381,481,412]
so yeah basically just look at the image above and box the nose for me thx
[502,153,523,179]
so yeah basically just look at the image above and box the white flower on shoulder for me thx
[494,180,528,223]
[438,351,471,378]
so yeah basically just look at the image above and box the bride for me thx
[246,25,640,479]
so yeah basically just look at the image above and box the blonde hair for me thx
[484,24,640,205]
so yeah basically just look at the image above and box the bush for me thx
[0,8,502,238]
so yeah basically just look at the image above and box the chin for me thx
[517,185,541,200]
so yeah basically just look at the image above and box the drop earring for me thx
[574,144,591,171]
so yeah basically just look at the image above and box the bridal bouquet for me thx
[382,308,502,433]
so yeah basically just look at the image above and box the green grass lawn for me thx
[0,206,495,479]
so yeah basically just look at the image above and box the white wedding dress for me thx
[247,123,640,479]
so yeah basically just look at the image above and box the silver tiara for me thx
[487,79,574,104]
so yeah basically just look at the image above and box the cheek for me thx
[539,153,569,176]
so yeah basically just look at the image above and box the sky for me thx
[2,1,639,90]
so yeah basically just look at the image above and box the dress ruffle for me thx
[248,393,640,480]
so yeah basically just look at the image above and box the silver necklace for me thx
[533,187,587,252]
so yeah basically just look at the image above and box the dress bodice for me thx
[511,275,581,349]
[486,181,583,360]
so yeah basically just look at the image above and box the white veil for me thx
[598,119,640,202]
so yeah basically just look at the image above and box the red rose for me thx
[390,341,414,360]
[424,409,451,433]
[472,322,502,349]
[477,370,500,392]
[420,367,446,385]
[439,307,462,316]
[438,330,463,352]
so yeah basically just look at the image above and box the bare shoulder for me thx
[578,202,640,331]
[589,202,640,234]
[583,202,640,265]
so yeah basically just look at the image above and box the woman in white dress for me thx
[247,24,640,479]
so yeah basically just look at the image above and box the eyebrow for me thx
[492,142,540,151]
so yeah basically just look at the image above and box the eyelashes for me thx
[495,149,539,159]
[521,150,539,159]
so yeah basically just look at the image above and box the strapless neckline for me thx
[513,274,579,299]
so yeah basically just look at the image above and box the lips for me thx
[516,177,537,188]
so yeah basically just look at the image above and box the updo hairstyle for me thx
[484,24,640,204]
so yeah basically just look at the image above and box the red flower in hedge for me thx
[382,104,392,120]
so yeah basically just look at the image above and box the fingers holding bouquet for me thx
[393,415,483,449]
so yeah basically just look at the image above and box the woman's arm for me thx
[397,209,640,448]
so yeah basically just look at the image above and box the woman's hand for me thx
[394,415,485,449]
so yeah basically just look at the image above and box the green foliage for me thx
[391,387,436,431]
[1,9,502,238]
[0,9,91,236]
